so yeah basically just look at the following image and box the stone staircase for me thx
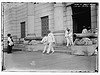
[12,44,72,53]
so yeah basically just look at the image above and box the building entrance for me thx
[71,3,91,33]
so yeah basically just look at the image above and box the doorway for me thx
[71,3,91,33]
[21,22,25,38]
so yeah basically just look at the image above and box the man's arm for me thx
[52,34,55,43]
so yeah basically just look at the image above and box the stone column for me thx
[27,3,35,37]
[54,3,64,31]
[91,4,98,33]
[54,3,65,45]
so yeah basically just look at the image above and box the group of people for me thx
[7,31,55,55]
[7,29,72,55]
[7,26,96,54]
[41,30,55,54]
[82,26,98,34]
[82,26,91,34]
[41,28,73,55]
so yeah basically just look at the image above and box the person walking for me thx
[7,34,14,54]
[41,34,48,54]
[46,30,55,54]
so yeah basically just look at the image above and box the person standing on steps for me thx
[65,28,70,47]
[68,29,73,46]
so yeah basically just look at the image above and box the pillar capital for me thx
[54,3,63,7]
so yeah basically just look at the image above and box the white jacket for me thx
[65,30,69,38]
[8,37,13,46]
[48,33,55,43]
[41,36,48,45]
[68,32,73,39]
[82,28,88,34]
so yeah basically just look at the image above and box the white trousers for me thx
[43,44,48,53]
[47,42,54,53]
[66,37,73,46]
[69,38,73,45]
[66,37,70,46]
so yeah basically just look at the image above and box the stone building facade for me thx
[3,2,98,45]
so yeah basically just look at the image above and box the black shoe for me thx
[46,53,50,55]
[42,51,46,54]
[51,51,54,54]
[7,52,12,54]
[42,52,46,54]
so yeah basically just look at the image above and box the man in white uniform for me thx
[65,28,70,47]
[41,34,48,54]
[47,30,55,54]
[82,26,88,34]
[68,30,73,46]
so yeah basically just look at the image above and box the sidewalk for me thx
[4,51,97,72]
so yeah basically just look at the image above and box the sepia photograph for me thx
[1,1,99,73]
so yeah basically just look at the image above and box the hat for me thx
[7,34,11,37]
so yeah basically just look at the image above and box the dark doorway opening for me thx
[41,16,49,37]
[21,22,25,38]
[71,3,91,33]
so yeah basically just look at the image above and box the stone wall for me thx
[16,3,28,38]
[34,3,54,37]
[3,3,98,46]
[4,3,17,37]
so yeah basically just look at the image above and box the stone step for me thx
[13,45,70,50]
[12,44,72,53]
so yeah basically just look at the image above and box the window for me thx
[41,16,49,36]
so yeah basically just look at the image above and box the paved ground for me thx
[3,50,97,72]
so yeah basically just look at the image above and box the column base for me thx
[54,31,66,45]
